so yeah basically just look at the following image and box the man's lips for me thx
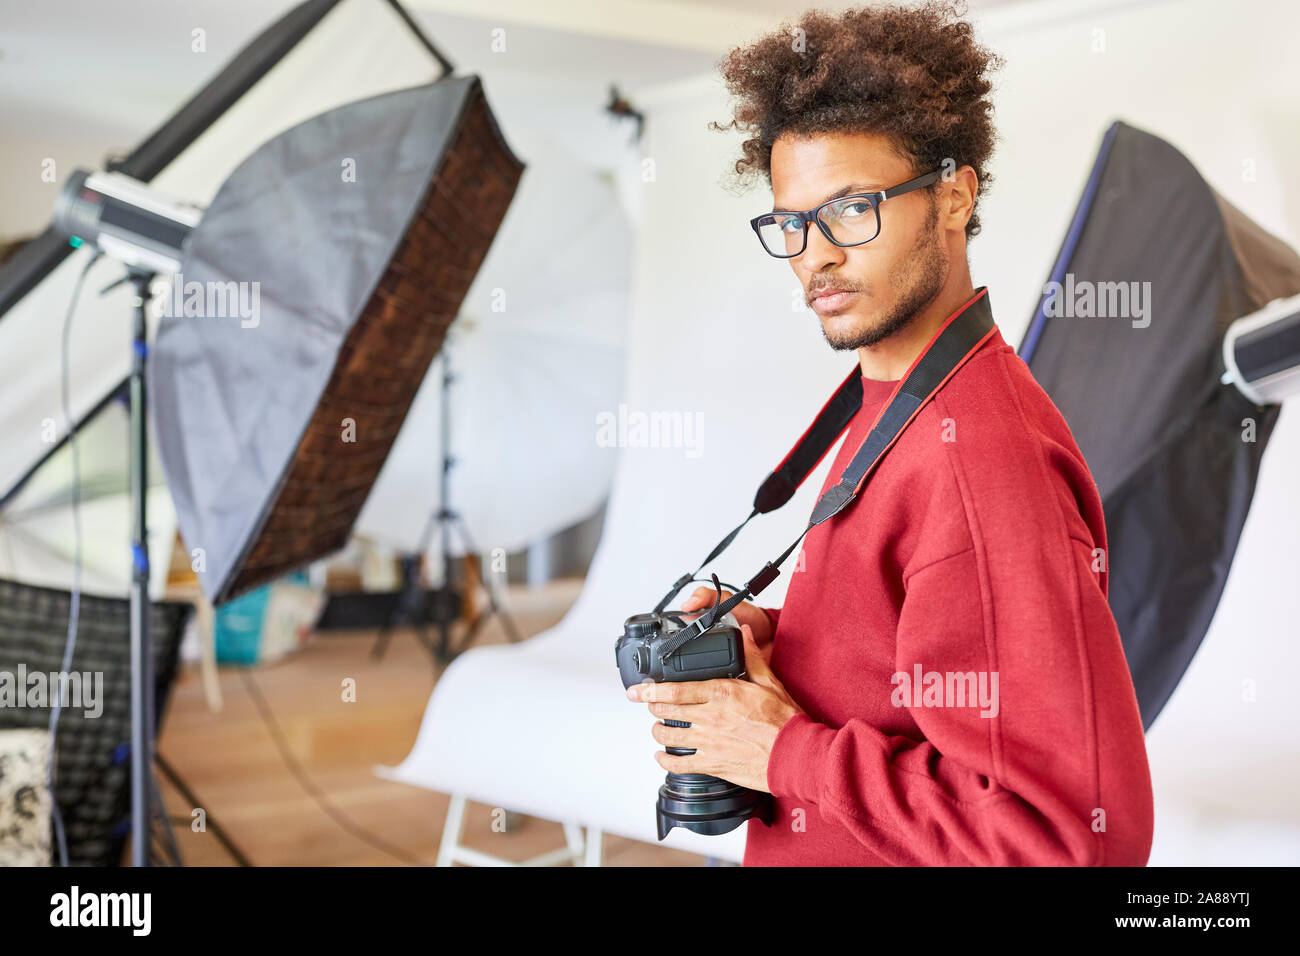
[810,288,858,314]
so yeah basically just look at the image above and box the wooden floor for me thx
[154,580,708,867]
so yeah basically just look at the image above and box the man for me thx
[626,1,1153,865]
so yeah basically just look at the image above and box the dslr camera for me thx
[617,603,774,840]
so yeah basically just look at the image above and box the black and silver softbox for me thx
[1020,120,1300,729]
[151,75,524,605]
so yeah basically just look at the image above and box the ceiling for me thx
[0,0,1046,136]
[0,0,1054,238]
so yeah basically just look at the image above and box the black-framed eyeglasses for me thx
[749,168,944,258]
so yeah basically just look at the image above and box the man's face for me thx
[769,131,948,351]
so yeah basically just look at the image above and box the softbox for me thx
[1019,120,1300,729]
[0,0,450,598]
[151,75,524,604]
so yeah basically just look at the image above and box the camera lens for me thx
[656,772,772,840]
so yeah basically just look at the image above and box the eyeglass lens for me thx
[756,196,880,256]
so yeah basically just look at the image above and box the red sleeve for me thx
[766,536,1153,866]
[759,606,780,635]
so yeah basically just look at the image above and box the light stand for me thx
[91,268,175,865]
[99,269,173,865]
[128,272,154,866]
[429,347,524,660]
[51,170,200,860]
[373,347,522,665]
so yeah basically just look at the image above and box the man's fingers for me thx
[679,587,710,611]
[654,750,694,775]
[627,679,714,704]
[740,624,770,678]
[680,585,734,613]
[647,700,705,722]
[650,721,698,749]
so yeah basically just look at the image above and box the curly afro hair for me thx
[710,1,1002,239]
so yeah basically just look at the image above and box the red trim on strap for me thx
[770,286,992,497]
[849,299,996,494]
[770,364,860,475]
[852,288,990,438]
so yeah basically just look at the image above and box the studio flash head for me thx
[1222,291,1300,405]
[52,169,203,275]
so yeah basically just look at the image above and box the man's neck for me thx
[858,276,977,381]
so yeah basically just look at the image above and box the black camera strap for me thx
[655,287,996,660]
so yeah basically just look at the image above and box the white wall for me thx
[610,0,1300,864]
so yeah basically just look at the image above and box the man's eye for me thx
[837,201,872,218]
[777,217,803,234]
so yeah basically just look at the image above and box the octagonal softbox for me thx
[152,75,524,604]
[1020,120,1300,729]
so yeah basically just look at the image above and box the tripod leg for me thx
[372,555,427,662]
[483,577,524,645]
[156,753,253,867]
[476,557,524,644]
[371,625,393,661]
[447,609,488,660]
[372,591,407,660]
[436,616,453,663]
[413,617,435,658]
[148,767,183,866]
[447,514,524,645]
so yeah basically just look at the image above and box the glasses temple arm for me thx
[879,168,944,202]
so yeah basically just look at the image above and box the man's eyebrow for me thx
[770,182,882,213]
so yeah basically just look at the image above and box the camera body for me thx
[616,609,744,689]
[616,607,773,840]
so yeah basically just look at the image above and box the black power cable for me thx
[48,249,101,867]
[238,668,430,866]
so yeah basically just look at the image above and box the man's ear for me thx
[940,165,977,235]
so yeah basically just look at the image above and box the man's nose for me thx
[799,221,847,272]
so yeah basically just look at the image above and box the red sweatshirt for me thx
[743,290,1153,866]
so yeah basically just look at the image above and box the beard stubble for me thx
[821,193,947,351]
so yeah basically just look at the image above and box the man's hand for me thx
[680,586,775,662]
[626,625,803,793]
